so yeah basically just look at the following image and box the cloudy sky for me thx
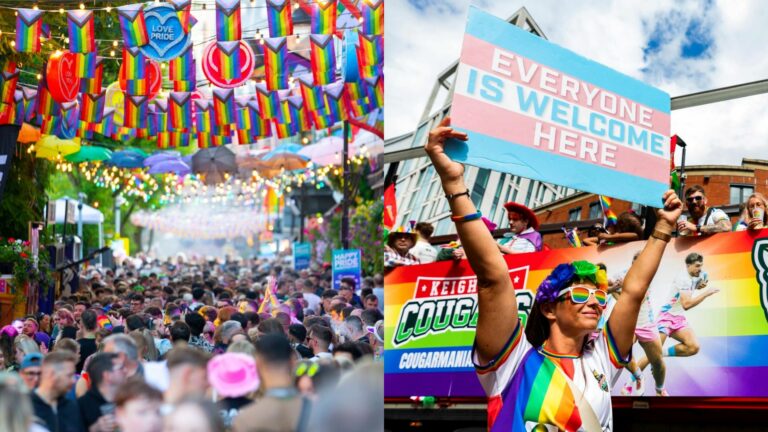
[385,0,768,166]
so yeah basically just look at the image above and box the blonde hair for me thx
[14,335,40,358]
[744,193,768,224]
[0,372,33,432]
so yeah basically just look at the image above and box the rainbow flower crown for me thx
[535,260,608,303]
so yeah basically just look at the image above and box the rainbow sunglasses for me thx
[557,284,608,307]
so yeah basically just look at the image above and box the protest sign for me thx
[332,248,361,290]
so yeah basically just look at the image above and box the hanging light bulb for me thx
[59,8,65,14]
[106,6,112,13]
[80,3,85,10]
[110,49,115,56]
[32,5,39,10]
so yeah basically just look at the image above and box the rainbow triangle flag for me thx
[247,101,272,138]
[157,132,174,149]
[235,98,253,130]
[75,53,97,79]
[216,0,242,41]
[169,45,194,81]
[356,33,383,79]
[266,0,293,37]
[310,0,337,35]
[213,88,235,126]
[363,75,383,108]
[97,108,116,136]
[359,0,383,35]
[124,95,148,129]
[125,79,148,97]
[255,83,280,120]
[123,47,147,80]
[67,10,96,53]
[298,76,325,113]
[15,9,44,53]
[322,81,348,123]
[599,195,618,227]
[80,58,104,94]
[196,132,216,148]
[20,88,37,123]
[263,37,289,90]
[194,99,212,132]
[1,63,19,105]
[169,0,194,33]
[272,118,297,139]
[36,70,60,117]
[169,92,192,131]
[562,227,583,248]
[117,4,150,48]
[217,41,241,81]
[287,96,312,132]
[76,121,93,139]
[1,101,16,126]
[311,110,335,129]
[310,34,336,86]
[79,91,105,123]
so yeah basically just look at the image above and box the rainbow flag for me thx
[79,91,105,123]
[157,132,174,149]
[310,34,336,85]
[255,84,279,120]
[148,111,165,135]
[236,128,258,145]
[356,33,383,79]
[344,81,371,117]
[194,99,212,133]
[322,81,347,122]
[40,116,57,134]
[15,9,44,53]
[287,96,312,132]
[196,132,216,148]
[96,315,113,331]
[117,4,150,48]
[20,88,37,122]
[359,0,383,35]
[216,0,241,41]
[298,76,325,113]
[217,41,241,81]
[1,63,19,105]
[96,108,116,136]
[0,101,16,126]
[213,88,235,126]
[266,0,293,37]
[310,0,337,35]
[247,101,272,138]
[364,75,383,108]
[124,79,148,96]
[599,195,618,227]
[67,10,96,53]
[169,45,194,81]
[124,95,148,128]
[236,99,252,130]
[311,110,335,129]
[263,37,288,90]
[76,121,93,139]
[36,70,60,117]
[562,226,583,248]
[123,47,147,79]
[169,0,193,34]
[80,58,104,94]
[74,53,97,79]
[272,118,297,139]
[169,92,192,131]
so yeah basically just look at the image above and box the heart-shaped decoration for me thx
[141,4,191,61]
[47,50,80,103]
[202,40,254,88]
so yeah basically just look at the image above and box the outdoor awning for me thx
[53,197,104,224]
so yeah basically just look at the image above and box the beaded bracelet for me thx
[451,211,482,222]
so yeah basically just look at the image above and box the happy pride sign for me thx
[448,7,670,207]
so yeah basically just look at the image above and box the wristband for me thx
[445,189,470,201]
[451,212,482,223]
[651,230,672,242]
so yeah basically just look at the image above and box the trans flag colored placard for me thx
[449,7,670,207]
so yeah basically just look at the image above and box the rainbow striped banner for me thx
[322,80,347,123]
[310,0,337,35]
[298,76,325,113]
[255,83,280,120]
[169,0,194,34]
[363,75,383,109]
[79,91,106,123]
[124,95,148,129]
[74,53,97,79]
[169,45,194,81]
[356,33,383,79]
[266,0,293,37]
[215,0,241,41]
[150,100,169,134]
[235,97,253,130]
[169,92,192,131]
[359,0,383,35]
[1,63,19,105]
[96,108,116,136]
[124,79,148,97]
[247,101,272,138]
[263,37,289,90]
[35,71,60,117]
[599,195,619,227]
[310,34,336,86]
[271,117,297,139]
[385,231,768,399]
[76,121,93,139]
[217,41,242,81]
[344,81,370,117]
[212,88,235,126]
[194,99,212,132]
[117,4,150,48]
[40,116,58,135]
[311,110,335,129]
[80,57,104,94]
[67,10,96,53]
[287,96,313,132]
[20,88,37,123]
[15,9,44,53]
[122,47,147,80]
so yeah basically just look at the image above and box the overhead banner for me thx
[385,231,768,399]
[449,7,670,207]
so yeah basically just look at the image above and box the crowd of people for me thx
[0,252,384,432]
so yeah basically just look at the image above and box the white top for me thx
[498,227,537,253]
[660,272,701,316]
[303,292,321,313]
[696,208,729,229]
[409,240,437,264]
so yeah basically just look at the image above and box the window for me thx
[411,122,429,149]
[730,185,754,205]
[525,181,535,207]
[436,217,452,235]
[489,176,506,222]
[588,201,602,220]
[471,168,490,207]
[569,207,582,222]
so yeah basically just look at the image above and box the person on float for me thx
[424,117,682,431]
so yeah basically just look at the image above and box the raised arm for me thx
[608,190,682,357]
[424,117,517,364]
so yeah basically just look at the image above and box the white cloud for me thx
[386,0,768,166]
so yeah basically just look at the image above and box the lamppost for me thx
[77,192,86,260]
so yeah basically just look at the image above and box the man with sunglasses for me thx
[678,185,731,236]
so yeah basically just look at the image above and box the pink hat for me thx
[207,353,260,397]
[0,325,18,339]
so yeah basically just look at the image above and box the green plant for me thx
[0,237,52,305]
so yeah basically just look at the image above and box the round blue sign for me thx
[140,4,191,62]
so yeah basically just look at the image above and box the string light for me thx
[79,3,85,10]
[105,6,112,13]
[112,40,118,47]
[59,8,64,14]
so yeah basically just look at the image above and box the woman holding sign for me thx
[424,117,682,431]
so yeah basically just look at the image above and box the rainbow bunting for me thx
[310,0,337,35]
[0,101,16,126]
[196,132,213,148]
[215,0,242,41]
[79,91,105,123]
[322,81,347,123]
[123,47,146,80]
[247,101,272,138]
[562,227,583,248]
[213,88,235,126]
[344,81,372,117]
[266,0,293,37]
[236,98,252,130]
[236,128,254,145]
[217,41,241,81]
[272,118,297,139]
[15,9,44,53]
[254,84,279,120]
[169,46,194,81]
[311,110,335,129]
[169,92,192,131]
[36,69,60,117]
[76,121,93,139]
[169,0,194,34]
[359,0,383,35]
[21,88,37,122]
[157,132,173,149]
[194,99,212,133]
[124,79,148,96]
[67,10,96,53]
[263,37,289,90]
[80,58,104,93]
[40,116,58,135]
[117,4,150,48]
[1,63,19,105]
[599,195,618,227]
[298,76,325,113]
[363,75,383,108]
[150,100,169,134]
[11,92,24,126]
[124,95,148,128]
[287,96,312,132]
[356,33,383,79]
[74,53,97,79]
[309,34,336,85]
[57,102,79,140]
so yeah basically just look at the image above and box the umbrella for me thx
[147,159,191,176]
[18,123,41,144]
[34,135,81,160]
[262,143,309,171]
[109,150,146,168]
[192,146,237,184]
[143,151,181,167]
[65,146,113,163]
[298,136,351,166]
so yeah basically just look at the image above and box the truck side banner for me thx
[385,231,768,399]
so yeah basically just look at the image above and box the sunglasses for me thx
[557,285,608,307]
[686,196,704,203]
[295,362,319,378]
